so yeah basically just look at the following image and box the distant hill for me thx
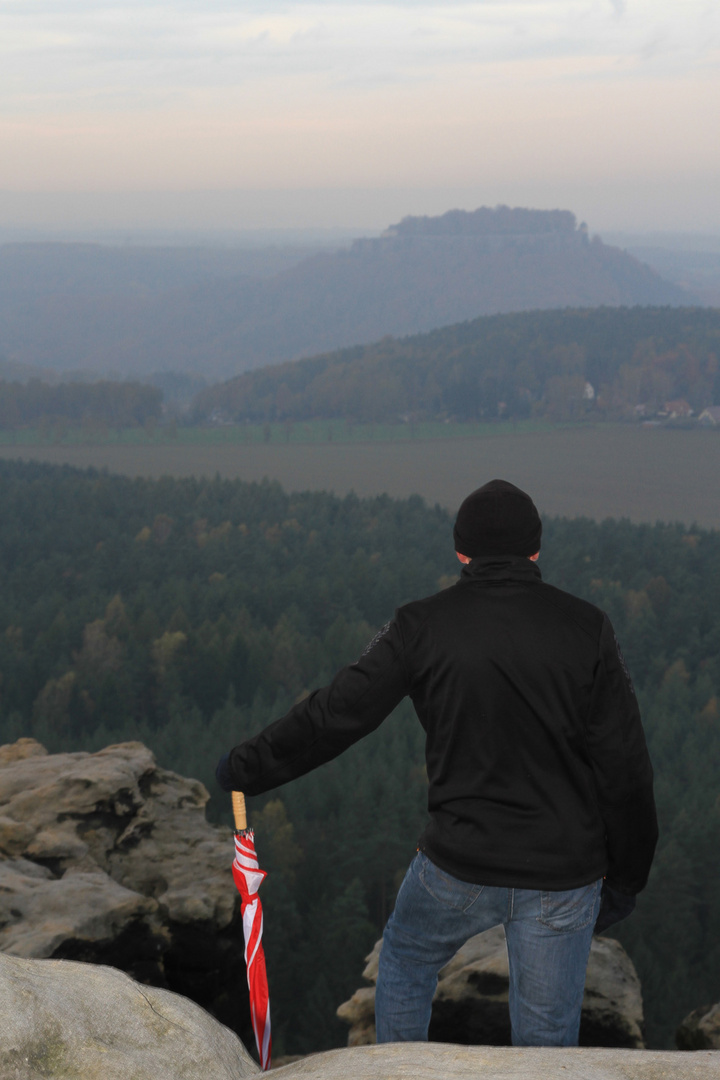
[0,241,324,374]
[192,306,720,424]
[0,378,162,430]
[623,248,720,308]
[0,208,695,379]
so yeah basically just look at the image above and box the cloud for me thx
[3,0,712,109]
[0,0,718,203]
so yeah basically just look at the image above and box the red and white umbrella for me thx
[232,791,272,1071]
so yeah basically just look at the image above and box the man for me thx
[217,478,658,1047]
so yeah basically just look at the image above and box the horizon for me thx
[1,200,719,252]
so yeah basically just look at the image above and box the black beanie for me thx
[453,479,542,558]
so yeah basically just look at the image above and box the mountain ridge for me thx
[192,305,720,424]
[0,207,694,379]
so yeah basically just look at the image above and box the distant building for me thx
[583,382,595,401]
[698,406,720,426]
[208,408,235,427]
[663,399,693,419]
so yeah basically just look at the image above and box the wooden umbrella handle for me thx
[232,790,247,832]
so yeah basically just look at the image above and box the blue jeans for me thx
[375,852,602,1047]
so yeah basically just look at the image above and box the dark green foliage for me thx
[1,459,719,1050]
[193,306,720,424]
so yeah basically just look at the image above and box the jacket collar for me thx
[460,554,542,585]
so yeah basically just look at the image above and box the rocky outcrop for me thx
[338,924,644,1049]
[0,951,258,1080]
[2,952,718,1080]
[677,1002,720,1050]
[0,738,247,1037]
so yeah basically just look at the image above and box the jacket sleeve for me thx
[584,614,658,894]
[226,618,409,796]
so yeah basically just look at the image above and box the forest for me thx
[387,206,578,237]
[4,307,720,438]
[193,306,720,425]
[0,378,162,430]
[0,459,719,1051]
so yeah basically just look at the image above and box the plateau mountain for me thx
[0,208,692,380]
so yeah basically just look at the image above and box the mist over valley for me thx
[0,208,696,381]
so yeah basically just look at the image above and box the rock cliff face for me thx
[338,925,645,1049]
[0,738,249,1040]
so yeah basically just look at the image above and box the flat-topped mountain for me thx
[0,208,692,380]
[384,206,578,237]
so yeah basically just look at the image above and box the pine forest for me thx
[0,459,718,1051]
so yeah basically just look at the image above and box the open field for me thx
[2,424,719,529]
[0,418,560,447]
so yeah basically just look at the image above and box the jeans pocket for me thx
[538,880,601,933]
[417,853,485,914]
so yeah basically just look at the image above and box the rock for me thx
[677,1002,720,1050]
[337,986,377,1045]
[273,1044,720,1079]
[0,816,36,856]
[0,739,247,1039]
[580,935,645,1048]
[337,925,644,1048]
[0,860,158,959]
[1,945,716,1080]
[0,950,258,1080]
[0,738,48,766]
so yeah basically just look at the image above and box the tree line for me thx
[0,378,162,430]
[192,306,720,425]
[0,460,718,1050]
[388,206,578,237]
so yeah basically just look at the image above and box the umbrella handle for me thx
[232,790,247,832]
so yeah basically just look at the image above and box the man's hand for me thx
[215,751,234,792]
[594,881,636,934]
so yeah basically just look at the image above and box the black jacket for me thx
[226,556,658,894]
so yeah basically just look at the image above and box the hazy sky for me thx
[1,1,718,233]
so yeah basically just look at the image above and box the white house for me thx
[698,406,720,426]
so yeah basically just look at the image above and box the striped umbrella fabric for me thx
[232,791,272,1071]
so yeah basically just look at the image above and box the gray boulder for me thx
[338,924,644,1048]
[274,1044,720,1079]
[2,951,717,1080]
[0,950,258,1080]
[677,1002,720,1050]
[0,738,245,1032]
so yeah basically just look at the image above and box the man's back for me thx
[393,554,655,894]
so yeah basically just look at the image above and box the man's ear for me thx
[528,552,540,562]
[456,552,472,564]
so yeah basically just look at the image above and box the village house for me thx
[698,405,720,426]
[662,399,693,419]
